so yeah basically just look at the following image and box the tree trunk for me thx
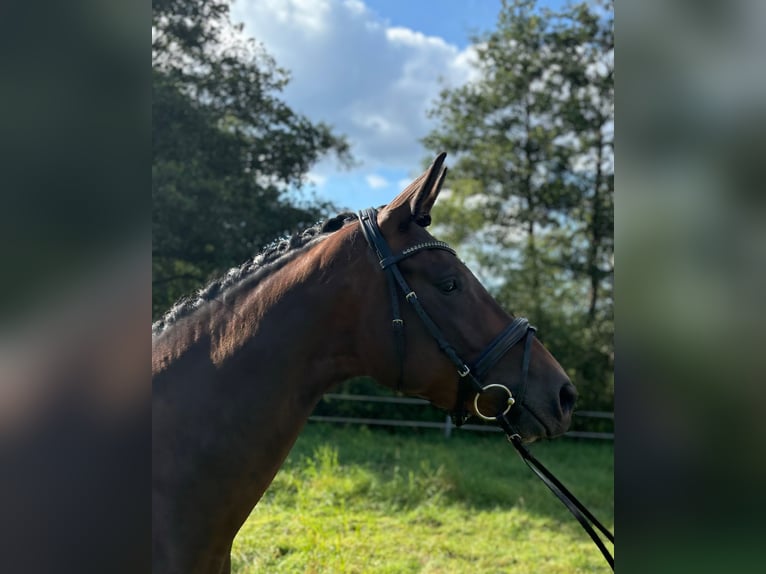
[587,129,604,323]
[523,98,542,321]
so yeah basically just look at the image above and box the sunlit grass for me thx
[232,424,613,573]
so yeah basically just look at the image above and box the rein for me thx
[498,417,615,569]
[357,207,615,570]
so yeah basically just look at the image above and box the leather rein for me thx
[357,208,614,570]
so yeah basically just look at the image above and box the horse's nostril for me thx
[559,382,577,416]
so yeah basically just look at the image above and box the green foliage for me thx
[232,424,614,573]
[424,0,614,410]
[152,0,351,318]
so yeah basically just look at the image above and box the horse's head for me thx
[359,153,576,442]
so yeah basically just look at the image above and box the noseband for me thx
[357,207,615,570]
[357,208,534,426]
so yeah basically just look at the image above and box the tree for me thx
[424,0,614,411]
[546,0,614,324]
[424,0,577,319]
[152,0,351,318]
[543,0,614,411]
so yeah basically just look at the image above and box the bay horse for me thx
[152,153,577,574]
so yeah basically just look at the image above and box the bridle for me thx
[357,207,615,570]
[358,208,535,425]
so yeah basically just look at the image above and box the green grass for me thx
[232,424,613,573]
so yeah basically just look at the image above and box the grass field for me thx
[231,424,614,573]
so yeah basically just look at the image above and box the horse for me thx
[152,153,577,574]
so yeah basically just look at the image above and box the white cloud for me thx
[385,26,450,49]
[267,0,331,34]
[343,0,367,16]
[230,0,477,175]
[305,171,327,188]
[365,174,388,189]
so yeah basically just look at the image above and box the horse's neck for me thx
[217,245,363,382]
[153,240,368,557]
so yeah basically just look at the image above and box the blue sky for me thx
[230,0,567,212]
[363,0,569,48]
[362,0,503,48]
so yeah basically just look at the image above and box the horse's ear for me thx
[380,152,448,231]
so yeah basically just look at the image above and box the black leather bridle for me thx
[357,207,615,570]
[358,208,535,424]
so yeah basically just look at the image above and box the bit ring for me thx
[473,383,515,421]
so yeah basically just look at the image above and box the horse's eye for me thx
[439,278,458,293]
